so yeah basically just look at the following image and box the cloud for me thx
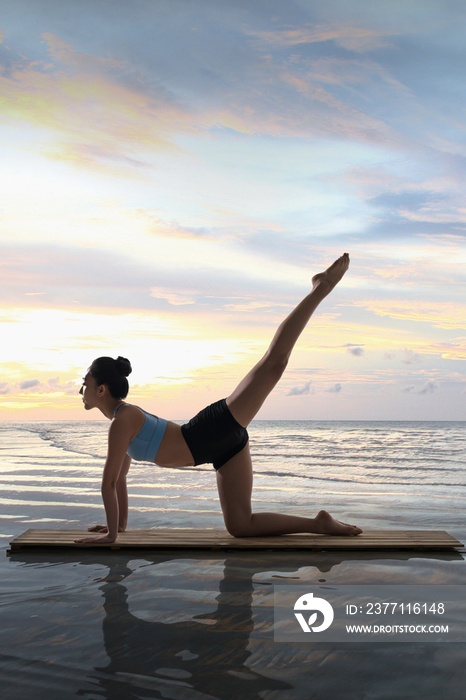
[19,379,41,390]
[0,33,195,173]
[364,189,466,234]
[287,381,313,396]
[0,242,303,314]
[439,341,466,361]
[401,349,422,365]
[150,288,195,306]
[402,380,437,395]
[327,383,342,393]
[1,377,79,396]
[346,346,364,356]
[370,190,444,215]
[132,210,220,242]
[0,15,410,176]
[1,3,464,170]
[353,300,466,330]
[419,380,436,395]
[246,24,399,53]
[274,68,398,145]
[48,377,78,395]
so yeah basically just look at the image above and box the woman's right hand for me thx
[87,525,108,533]
[87,525,126,533]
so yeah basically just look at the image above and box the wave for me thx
[3,420,466,491]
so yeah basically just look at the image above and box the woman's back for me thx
[112,403,194,468]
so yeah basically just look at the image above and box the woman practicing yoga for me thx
[75,253,362,544]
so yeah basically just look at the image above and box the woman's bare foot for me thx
[312,253,350,295]
[314,509,362,536]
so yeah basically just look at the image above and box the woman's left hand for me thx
[74,533,117,544]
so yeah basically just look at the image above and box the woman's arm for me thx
[116,453,131,531]
[74,419,131,544]
[84,453,132,534]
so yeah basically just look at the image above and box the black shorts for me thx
[181,398,249,470]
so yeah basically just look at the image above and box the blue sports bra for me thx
[114,403,168,462]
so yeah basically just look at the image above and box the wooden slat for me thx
[8,528,464,551]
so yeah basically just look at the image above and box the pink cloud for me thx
[245,24,400,53]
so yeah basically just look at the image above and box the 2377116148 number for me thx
[347,602,445,615]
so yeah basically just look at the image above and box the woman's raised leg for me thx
[216,443,362,537]
[218,253,361,538]
[226,253,350,427]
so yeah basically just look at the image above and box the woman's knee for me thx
[224,514,253,538]
[226,523,252,538]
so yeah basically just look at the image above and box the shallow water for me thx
[1,421,466,699]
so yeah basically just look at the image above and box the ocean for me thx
[1,420,466,699]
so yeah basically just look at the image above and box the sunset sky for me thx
[1,0,466,420]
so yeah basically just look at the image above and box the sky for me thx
[1,0,466,421]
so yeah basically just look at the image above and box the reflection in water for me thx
[4,549,463,700]
[91,556,292,699]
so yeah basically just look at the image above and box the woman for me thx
[75,253,362,544]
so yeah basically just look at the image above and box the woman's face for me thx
[79,371,101,410]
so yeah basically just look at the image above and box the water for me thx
[1,420,466,699]
[1,420,465,536]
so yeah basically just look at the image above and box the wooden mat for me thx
[8,528,464,552]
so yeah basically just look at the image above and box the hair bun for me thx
[115,356,132,377]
